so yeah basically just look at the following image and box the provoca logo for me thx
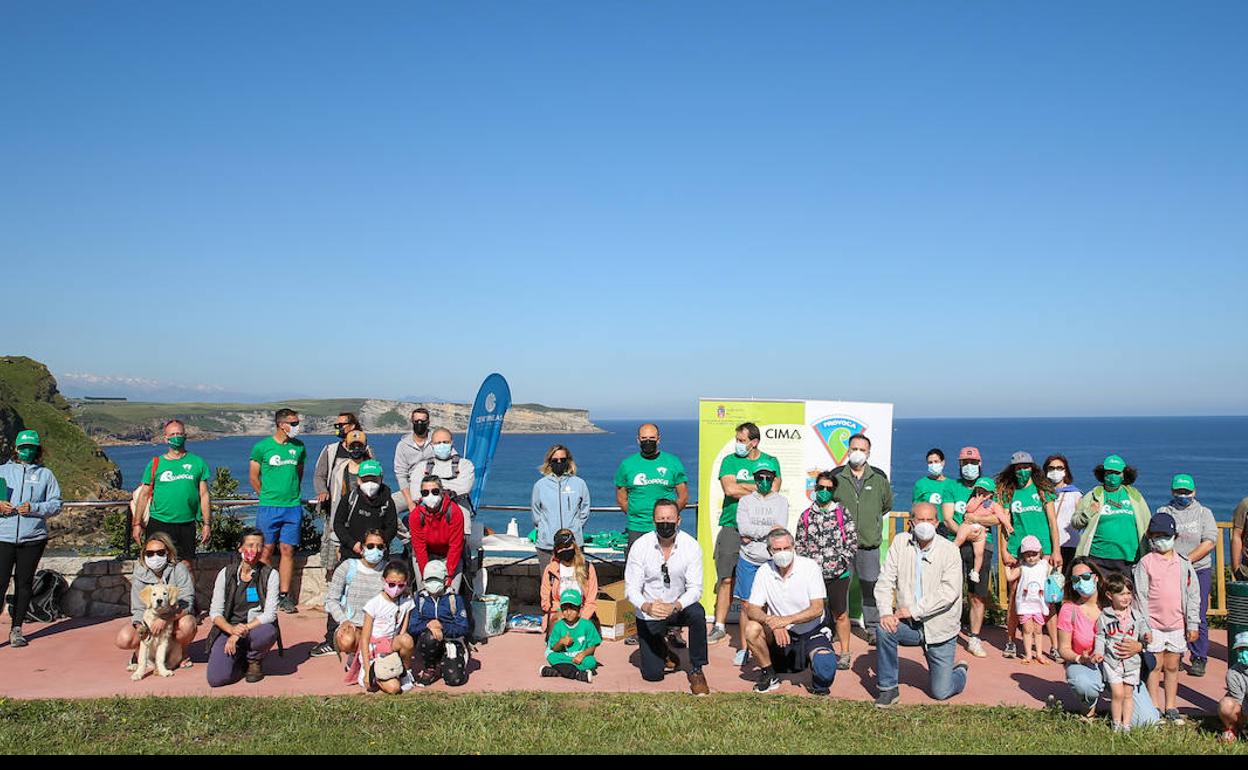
[269,456,298,467]
[812,416,866,466]
[159,470,196,483]
[632,472,670,487]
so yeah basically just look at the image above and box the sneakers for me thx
[1002,641,1018,659]
[687,670,710,696]
[539,665,559,678]
[967,636,987,658]
[667,628,687,649]
[1164,708,1186,725]
[754,668,781,693]
[733,648,750,666]
[837,651,851,670]
[968,569,980,584]
[1219,729,1239,744]
[874,687,899,708]
[310,641,336,657]
[1112,722,1129,734]
[415,667,440,687]
[9,627,28,648]
[1188,658,1207,677]
[707,626,728,645]
[624,633,639,646]
[277,594,299,614]
[576,669,593,684]
[244,660,264,683]
[1046,647,1062,663]
[864,628,878,647]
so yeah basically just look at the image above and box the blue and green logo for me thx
[812,416,866,466]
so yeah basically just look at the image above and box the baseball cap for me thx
[345,429,367,446]
[1103,454,1126,472]
[1020,535,1043,554]
[959,446,982,461]
[1147,512,1177,537]
[1171,473,1195,493]
[422,560,448,583]
[357,459,383,479]
[559,588,583,607]
[1010,451,1034,466]
[973,478,996,494]
[15,430,39,447]
[1233,631,1248,651]
[753,458,779,476]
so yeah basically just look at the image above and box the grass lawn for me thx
[0,693,1242,754]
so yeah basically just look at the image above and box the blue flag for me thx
[464,373,511,510]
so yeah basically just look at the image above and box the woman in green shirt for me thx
[995,451,1061,659]
[1071,454,1150,579]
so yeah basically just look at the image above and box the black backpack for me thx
[441,638,470,686]
[6,569,69,623]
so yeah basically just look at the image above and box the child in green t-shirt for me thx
[540,588,601,683]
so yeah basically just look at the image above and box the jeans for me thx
[635,603,708,681]
[1064,662,1161,726]
[207,623,278,687]
[875,619,966,700]
[854,547,881,632]
[0,539,47,626]
[1190,568,1211,662]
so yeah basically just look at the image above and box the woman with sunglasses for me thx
[1043,454,1082,570]
[795,470,857,671]
[1057,557,1160,726]
[115,531,197,670]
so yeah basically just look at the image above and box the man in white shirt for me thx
[743,528,839,695]
[624,499,709,695]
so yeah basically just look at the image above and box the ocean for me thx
[102,416,1248,536]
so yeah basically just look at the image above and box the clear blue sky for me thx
[3,2,1245,419]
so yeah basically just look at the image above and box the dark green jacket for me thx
[832,464,894,549]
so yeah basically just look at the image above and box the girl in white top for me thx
[358,560,416,694]
[1008,535,1053,664]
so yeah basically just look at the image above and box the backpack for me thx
[440,638,470,686]
[337,558,359,619]
[7,569,69,623]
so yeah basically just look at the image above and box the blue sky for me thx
[3,2,1245,419]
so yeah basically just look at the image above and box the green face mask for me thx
[1104,471,1123,489]
[815,487,834,505]
[168,435,187,450]
[756,476,774,495]
[16,447,37,463]
[1014,468,1033,486]
[1237,649,1248,667]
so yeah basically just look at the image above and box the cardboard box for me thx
[595,581,636,641]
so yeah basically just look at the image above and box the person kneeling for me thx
[742,528,838,695]
[407,560,471,687]
[541,588,600,683]
[357,560,415,694]
[206,529,281,687]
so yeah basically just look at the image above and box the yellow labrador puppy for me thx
[132,583,181,681]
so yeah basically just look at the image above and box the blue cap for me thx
[1147,512,1177,537]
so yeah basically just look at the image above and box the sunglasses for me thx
[660,563,671,587]
[385,582,407,590]
[144,549,167,558]
[1072,573,1096,583]
[284,421,301,427]
[816,485,835,493]
[334,423,352,430]
[1046,466,1066,472]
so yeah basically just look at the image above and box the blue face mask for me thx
[1073,574,1098,597]
[1171,494,1194,508]
[1237,649,1248,667]
[363,547,384,565]
[433,443,453,461]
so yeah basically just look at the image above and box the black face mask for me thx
[639,439,659,458]
[556,549,575,563]
[655,522,678,539]
[412,420,429,437]
[549,459,569,476]
[348,447,366,460]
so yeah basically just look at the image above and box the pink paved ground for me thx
[0,610,1230,714]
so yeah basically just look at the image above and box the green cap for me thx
[14,430,40,447]
[357,459,383,479]
[559,588,583,607]
[753,458,779,475]
[973,477,996,493]
[1103,455,1126,472]
[1171,473,1195,492]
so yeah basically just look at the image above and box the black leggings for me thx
[550,662,581,679]
[0,539,48,626]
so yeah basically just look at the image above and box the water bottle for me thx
[506,517,518,537]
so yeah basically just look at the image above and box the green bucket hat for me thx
[1171,473,1195,493]
[357,459,383,479]
[1103,455,1126,472]
[973,477,997,493]
[559,588,583,607]
[15,430,40,447]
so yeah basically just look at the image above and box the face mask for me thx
[1073,576,1098,597]
[961,463,980,481]
[734,442,750,458]
[385,583,405,598]
[1014,468,1033,486]
[549,459,569,476]
[815,487,834,505]
[848,450,867,468]
[927,462,944,478]
[771,549,795,568]
[424,579,444,596]
[16,447,37,463]
[1047,470,1065,484]
[1103,471,1123,489]
[412,420,429,437]
[145,554,168,572]
[639,439,659,458]
[336,426,348,438]
[913,521,937,542]
[1151,536,1175,553]
[556,549,575,563]
[433,443,453,461]
[363,547,384,564]
[167,435,187,450]
[1237,649,1248,667]
[348,447,366,460]
[655,521,678,539]
[241,547,261,564]
[360,481,381,497]
[755,476,774,495]
[421,491,442,509]
[284,423,301,438]
[1171,494,1194,508]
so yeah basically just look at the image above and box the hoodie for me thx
[129,560,196,623]
[0,461,62,544]
[408,590,469,639]
[393,433,436,498]
[531,473,591,550]
[332,484,399,555]
[737,491,790,565]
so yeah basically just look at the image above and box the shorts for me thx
[257,505,303,547]
[1102,656,1141,686]
[959,542,992,599]
[145,519,198,560]
[733,558,762,601]
[714,526,739,583]
[1147,628,1187,654]
[769,624,835,674]
[824,575,850,618]
[1018,613,1048,627]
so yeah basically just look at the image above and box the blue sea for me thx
[103,417,1248,536]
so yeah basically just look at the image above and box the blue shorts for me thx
[257,505,302,546]
[733,558,762,601]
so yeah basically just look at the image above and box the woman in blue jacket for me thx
[531,444,591,570]
[0,430,62,648]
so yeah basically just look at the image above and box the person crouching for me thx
[541,588,601,683]
[407,559,471,687]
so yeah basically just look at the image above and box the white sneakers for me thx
[967,636,987,658]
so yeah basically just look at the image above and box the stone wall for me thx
[36,553,625,618]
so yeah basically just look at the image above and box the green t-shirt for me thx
[716,452,781,528]
[913,476,952,510]
[942,480,996,545]
[249,436,306,507]
[1005,483,1056,556]
[141,453,210,524]
[1090,488,1139,561]
[614,451,687,533]
[546,617,602,671]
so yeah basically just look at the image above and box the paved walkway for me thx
[0,610,1230,715]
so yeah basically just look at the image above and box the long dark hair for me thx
[994,458,1055,505]
[1093,463,1139,487]
[1042,454,1074,486]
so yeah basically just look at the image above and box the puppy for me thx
[132,583,181,681]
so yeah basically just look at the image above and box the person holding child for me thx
[541,587,601,683]
[1094,571,1151,732]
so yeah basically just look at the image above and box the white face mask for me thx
[360,481,381,497]
[284,422,301,437]
[424,579,445,596]
[1047,470,1066,484]
[913,521,937,542]
[1151,536,1176,553]
[961,463,980,481]
[927,462,944,477]
[848,450,868,468]
[421,491,442,509]
[144,555,168,573]
[771,549,795,569]
[734,442,750,458]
